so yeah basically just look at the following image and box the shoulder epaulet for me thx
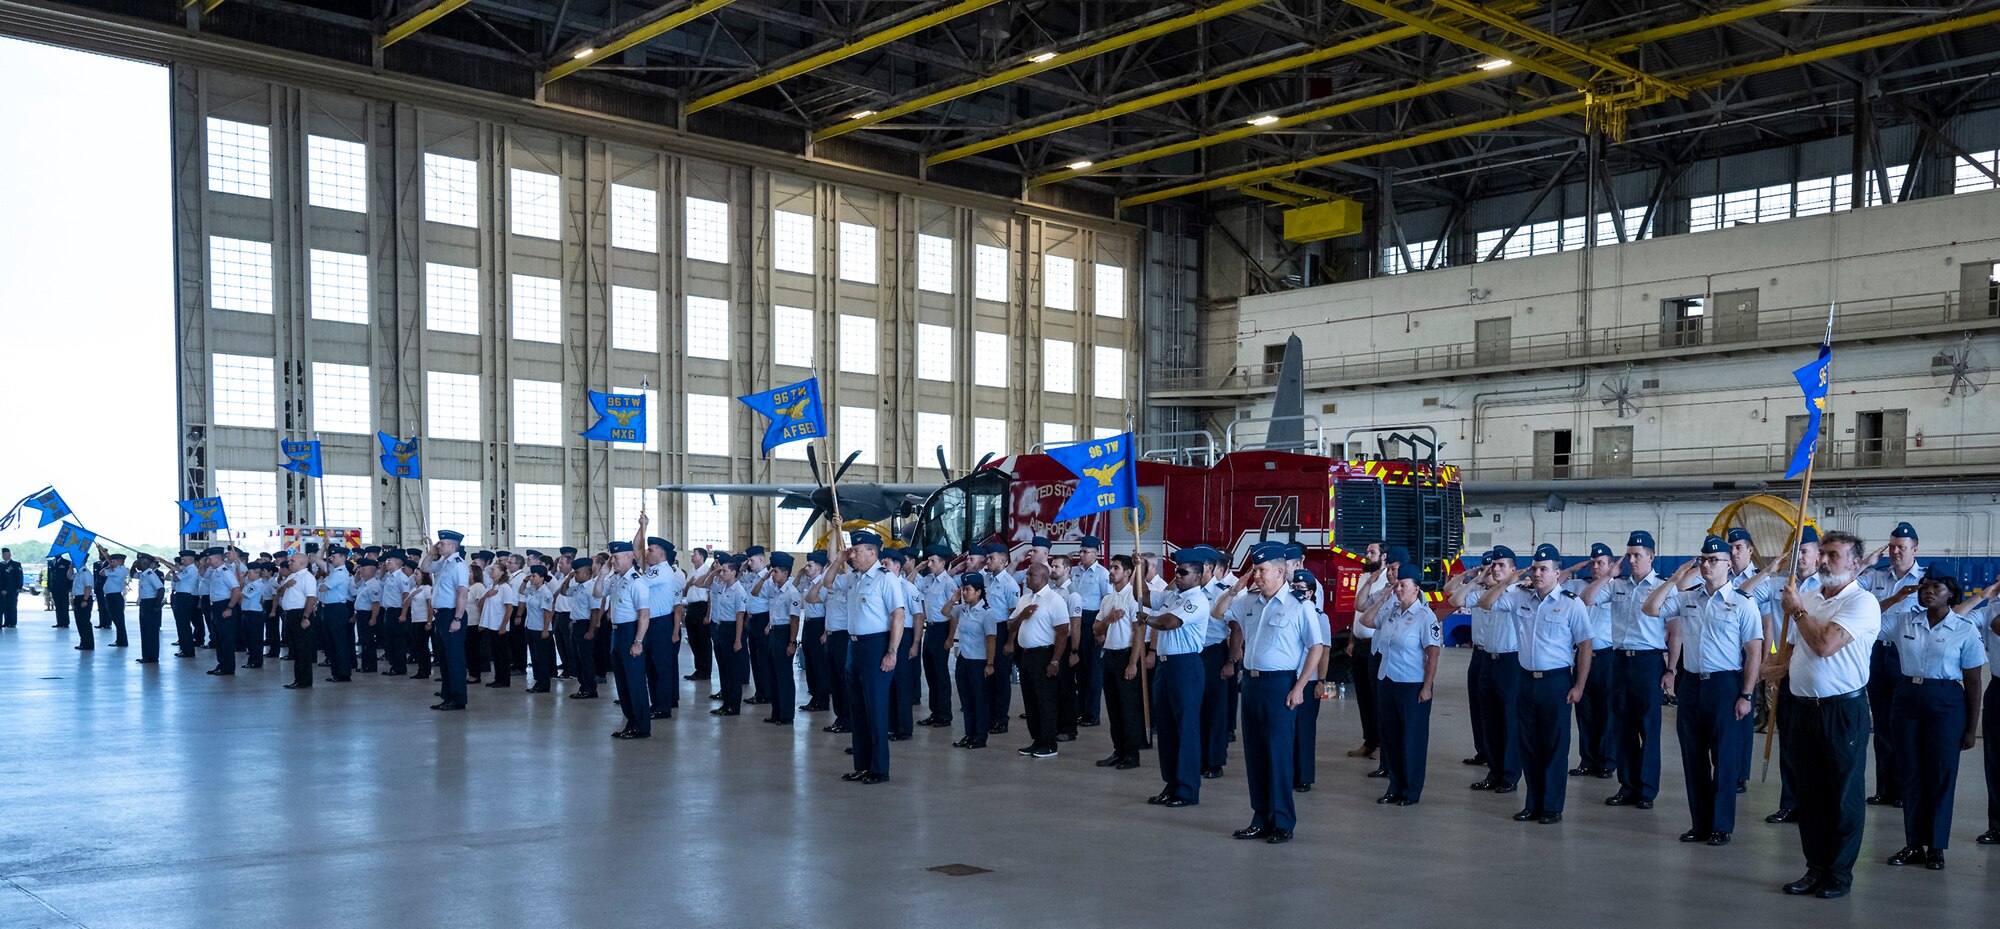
[1560,589,1578,599]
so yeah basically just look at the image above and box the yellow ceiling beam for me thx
[1120,100,1589,207]
[1238,186,1312,207]
[1595,0,1820,53]
[814,0,1270,143]
[542,0,741,84]
[381,0,477,48]
[1266,179,1347,201]
[1116,3,2000,209]
[1336,0,1589,89]
[686,0,1007,115]
[1424,0,1689,96]
[1030,66,1504,186]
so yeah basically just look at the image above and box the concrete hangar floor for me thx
[0,605,1990,929]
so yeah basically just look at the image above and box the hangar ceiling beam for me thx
[541,0,741,83]
[381,0,478,48]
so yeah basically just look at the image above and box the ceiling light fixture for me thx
[1477,58,1511,71]
[573,47,596,59]
[1067,160,1093,170]
[849,110,878,120]
[1247,114,1279,126]
[1027,51,1057,63]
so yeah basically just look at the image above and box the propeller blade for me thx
[796,508,826,545]
[806,443,823,486]
[974,452,995,471]
[934,445,953,482]
[833,449,863,483]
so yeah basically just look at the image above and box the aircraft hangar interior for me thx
[0,0,1997,926]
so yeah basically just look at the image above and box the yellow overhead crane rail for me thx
[179,0,225,14]
[686,0,1010,115]
[381,0,478,48]
[1114,4,2000,208]
[811,0,1270,143]
[543,0,743,83]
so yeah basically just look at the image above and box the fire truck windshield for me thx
[912,469,1007,554]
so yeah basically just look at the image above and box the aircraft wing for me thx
[659,483,819,498]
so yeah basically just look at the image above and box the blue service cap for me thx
[807,551,829,565]
[1700,534,1728,555]
[646,537,672,552]
[1385,545,1410,564]
[1247,543,1285,565]
[1283,542,1306,560]
[1179,545,1219,565]
[1291,569,1317,587]
[1490,545,1517,563]
[744,545,767,557]
[571,557,593,571]
[1390,559,1420,579]
[381,550,405,562]
[1725,527,1753,545]
[849,531,882,548]
[1029,535,1052,549]
[770,552,795,570]
[923,544,953,561]
[404,548,423,560]
[1532,543,1561,563]
[607,542,633,554]
[1798,524,1819,545]
[362,545,382,555]
[472,551,495,561]
[437,530,464,542]
[1077,534,1101,549]
[1589,542,1614,559]
[178,549,198,558]
[559,546,578,556]
[495,551,514,559]
[202,546,225,557]
[1891,521,1918,541]
[889,548,916,564]
[523,549,543,558]
[711,550,732,562]
[326,545,347,556]
[355,558,377,568]
[529,565,549,578]
[959,572,986,590]
[1626,530,1656,550]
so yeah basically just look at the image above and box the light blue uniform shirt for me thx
[953,600,1000,660]
[206,565,239,603]
[1495,586,1593,672]
[801,573,826,619]
[767,579,799,626]
[378,570,411,611]
[643,563,684,618]
[1068,563,1110,613]
[841,565,908,636]
[1236,589,1326,673]
[1661,584,1763,673]
[1150,586,1211,656]
[177,562,203,598]
[137,569,165,599]
[711,580,748,623]
[1864,563,1927,644]
[522,584,554,631]
[983,569,1020,617]
[101,565,129,596]
[607,569,650,624]
[899,575,921,629]
[240,577,270,611]
[353,575,379,612]
[1890,609,1986,681]
[565,575,597,617]
[1972,605,2000,676]
[1374,600,1443,683]
[1606,572,1669,650]
[1202,578,1235,647]
[823,575,849,633]
[319,565,351,605]
[1471,584,1522,653]
[741,569,771,614]
[430,554,469,611]
[1562,577,1613,650]
[920,573,956,624]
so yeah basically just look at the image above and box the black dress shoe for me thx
[1097,754,1123,767]
[650,710,671,719]
[612,728,633,738]
[1538,813,1563,825]
[1512,809,1539,822]
[841,771,867,781]
[613,730,650,740]
[1114,757,1138,769]
[1605,793,1634,806]
[1765,808,1794,824]
[1568,766,1593,777]
[710,692,723,700]
[1707,833,1731,846]
[433,703,464,711]
[1147,792,1172,805]
[1680,829,1710,843]
[1376,795,1402,804]
[326,677,351,683]
[1635,798,1653,810]
[1782,873,1823,896]
[1055,732,1075,742]
[888,733,911,742]
[485,681,510,688]
[1924,849,1944,870]
[988,724,1009,734]
[844,747,854,755]
[1395,799,1418,806]
[1463,755,1488,766]
[710,708,739,716]
[860,772,890,785]
[1162,798,1193,808]
[1366,769,1388,779]
[1232,825,1269,839]
[1813,884,1848,900]
[1977,830,2000,845]
[1201,767,1222,779]
[1470,779,1497,791]
[825,724,852,733]
[1294,783,1313,793]
[207,669,232,676]
[1491,782,1518,794]
[284,682,309,689]
[1887,845,1923,866]
[569,692,599,699]
[1865,794,1897,806]
[1264,829,1292,844]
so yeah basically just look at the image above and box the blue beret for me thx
[559,546,578,555]
[1489,545,1516,563]
[528,565,549,577]
[571,557,592,570]
[607,542,633,553]
[1798,524,1819,544]
[1247,543,1284,565]
[807,551,829,565]
[924,544,953,560]
[1891,521,1917,541]
[959,572,986,590]
[1077,535,1101,549]
[849,531,882,548]
[1589,542,1614,559]
[1532,543,1561,563]
[1290,569,1317,587]
[1283,542,1306,560]
[437,530,464,542]
[1725,527,1752,545]
[1700,534,1728,555]
[744,545,767,557]
[1029,535,1052,548]
[647,537,672,552]
[769,552,794,570]
[1626,530,1655,550]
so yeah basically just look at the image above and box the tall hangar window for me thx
[423,153,479,227]
[306,136,366,212]
[205,118,270,198]
[210,237,273,314]
[611,184,658,252]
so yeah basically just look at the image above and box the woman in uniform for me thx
[1884,575,1987,869]
[1357,559,1443,805]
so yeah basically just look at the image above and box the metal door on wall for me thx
[1592,426,1633,478]
[1959,261,1999,320]
[1474,317,1511,367]
[1714,288,1759,342]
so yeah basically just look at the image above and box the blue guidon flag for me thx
[1784,344,1831,479]
[280,439,324,478]
[50,522,97,566]
[1047,432,1137,522]
[377,432,423,479]
[739,376,826,456]
[580,391,648,443]
[178,496,229,535]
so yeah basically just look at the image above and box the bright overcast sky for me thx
[0,38,177,546]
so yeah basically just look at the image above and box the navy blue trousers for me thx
[955,655,991,743]
[644,615,678,711]
[1612,649,1666,800]
[1154,653,1205,802]
[439,619,468,706]
[766,624,796,722]
[1481,652,1523,786]
[922,622,953,723]
[1780,690,1868,889]
[240,610,264,667]
[714,621,745,712]
[209,601,235,673]
[986,638,1014,727]
[747,613,772,701]
[611,622,649,734]
[1381,679,1432,801]
[1076,610,1102,724]
[849,632,892,774]
[137,596,162,663]
[355,608,378,672]
[568,621,598,695]
[1242,671,1299,831]
[892,626,920,736]
[1575,647,1615,772]
[1892,678,1969,848]
[1466,648,1490,761]
[1984,681,2000,832]
[1675,669,1749,834]
[801,619,828,705]
[1867,641,1902,801]
[826,631,851,727]
[1199,643,1232,770]
[102,593,127,647]
[321,603,353,680]
[1515,668,1574,815]
[1293,682,1321,788]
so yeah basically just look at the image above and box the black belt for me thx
[1793,688,1865,706]
[1907,676,1961,687]
[1245,669,1297,678]
[1617,648,1663,657]
[1875,640,1897,649]
[1683,670,1740,680]
[1526,669,1572,679]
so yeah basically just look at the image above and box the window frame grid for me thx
[311,361,373,435]
[426,371,482,441]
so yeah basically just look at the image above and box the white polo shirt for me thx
[1013,585,1072,649]
[1787,579,1883,698]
